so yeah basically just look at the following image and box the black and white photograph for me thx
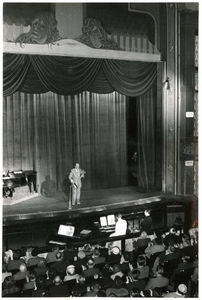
[2,1,199,297]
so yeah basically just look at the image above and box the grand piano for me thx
[2,170,37,199]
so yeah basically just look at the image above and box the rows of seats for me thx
[2,225,198,297]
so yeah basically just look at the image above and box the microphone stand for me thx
[68,183,72,210]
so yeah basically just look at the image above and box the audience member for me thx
[49,251,70,277]
[33,258,49,276]
[162,283,188,298]
[2,275,21,297]
[82,258,100,278]
[32,275,47,297]
[13,262,29,281]
[129,255,149,280]
[145,264,169,290]
[110,264,124,280]
[126,269,146,292]
[46,246,59,263]
[7,250,24,271]
[2,264,12,283]
[63,264,79,282]
[77,274,88,296]
[45,267,57,288]
[83,280,100,297]
[49,275,69,297]
[106,275,129,297]
[145,233,165,257]
[22,271,37,291]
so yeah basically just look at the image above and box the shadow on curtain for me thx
[3,91,128,192]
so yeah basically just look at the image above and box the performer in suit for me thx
[68,163,85,205]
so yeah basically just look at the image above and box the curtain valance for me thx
[3,53,157,97]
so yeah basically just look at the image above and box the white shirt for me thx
[115,218,127,236]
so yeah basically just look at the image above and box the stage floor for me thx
[3,186,162,224]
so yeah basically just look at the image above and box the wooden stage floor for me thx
[3,186,163,224]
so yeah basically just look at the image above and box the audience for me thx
[2,224,198,297]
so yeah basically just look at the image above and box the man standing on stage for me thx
[68,163,85,205]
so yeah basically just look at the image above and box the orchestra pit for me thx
[2,3,198,298]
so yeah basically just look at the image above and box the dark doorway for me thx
[126,97,138,186]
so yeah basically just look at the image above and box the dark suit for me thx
[49,283,70,297]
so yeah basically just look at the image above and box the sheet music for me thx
[107,214,115,225]
[100,216,107,227]
[58,225,75,236]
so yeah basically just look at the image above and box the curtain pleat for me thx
[3,91,127,191]
[29,55,103,95]
[103,60,157,97]
[3,53,157,97]
[3,54,31,97]
[137,88,156,192]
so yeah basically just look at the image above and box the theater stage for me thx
[3,186,196,251]
[3,186,164,225]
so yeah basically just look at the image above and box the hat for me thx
[67,264,75,271]
[77,250,86,259]
[87,258,95,266]
[111,246,120,255]
[83,244,94,255]
[66,265,75,275]
[178,284,187,294]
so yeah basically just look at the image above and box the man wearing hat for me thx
[163,284,188,297]
[63,265,79,282]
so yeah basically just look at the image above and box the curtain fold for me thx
[29,56,103,95]
[3,53,157,97]
[103,60,157,97]
[137,88,156,192]
[3,54,31,96]
[3,91,128,192]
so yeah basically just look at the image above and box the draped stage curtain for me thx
[3,53,158,193]
[136,88,156,192]
[3,54,157,97]
[3,91,128,192]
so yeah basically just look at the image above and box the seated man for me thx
[49,275,70,297]
[106,276,129,297]
[63,265,79,282]
[33,258,49,276]
[129,255,149,280]
[13,262,29,281]
[7,250,25,272]
[145,264,169,290]
[2,276,21,297]
[163,283,188,298]
[110,264,124,281]
[133,231,151,254]
[126,269,146,292]
[50,251,70,278]
[82,258,99,278]
[46,246,59,264]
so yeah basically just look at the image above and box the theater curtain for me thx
[3,53,157,97]
[136,88,156,192]
[3,91,127,191]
